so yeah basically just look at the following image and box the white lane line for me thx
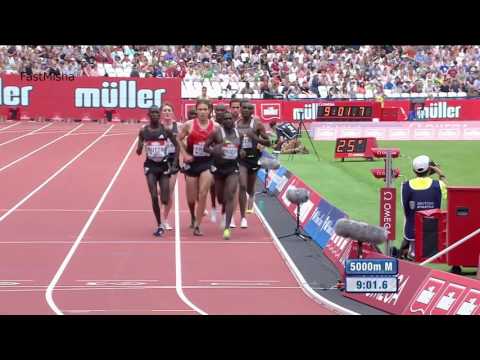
[45,136,138,315]
[253,201,359,315]
[0,208,196,213]
[0,122,21,131]
[65,309,197,313]
[0,241,273,244]
[0,123,53,147]
[0,285,302,292]
[0,125,115,224]
[0,124,84,173]
[174,181,207,315]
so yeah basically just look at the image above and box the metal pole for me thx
[420,227,480,265]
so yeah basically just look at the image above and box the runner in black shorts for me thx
[236,101,271,228]
[137,106,179,237]
[204,111,240,240]
[161,102,180,231]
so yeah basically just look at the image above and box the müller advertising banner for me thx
[0,74,182,121]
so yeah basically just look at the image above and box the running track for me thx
[0,121,345,315]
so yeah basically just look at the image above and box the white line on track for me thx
[45,136,138,315]
[0,285,302,292]
[0,125,115,224]
[0,123,53,147]
[253,201,359,315]
[65,309,197,313]
[0,241,273,244]
[0,122,21,131]
[174,181,207,315]
[0,124,84,173]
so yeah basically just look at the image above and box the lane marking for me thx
[0,125,115,224]
[45,136,138,315]
[0,123,53,147]
[66,309,197,313]
[0,285,302,292]
[253,201,359,315]
[0,241,273,244]
[0,124,84,173]
[0,122,21,131]
[174,181,207,315]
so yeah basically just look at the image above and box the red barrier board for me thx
[403,270,480,315]
[323,234,354,277]
[277,176,321,228]
[0,74,182,121]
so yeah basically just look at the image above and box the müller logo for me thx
[416,102,461,119]
[293,103,320,120]
[75,80,166,109]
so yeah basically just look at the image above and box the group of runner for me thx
[136,98,271,240]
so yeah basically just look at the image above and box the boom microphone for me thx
[258,157,280,170]
[334,218,387,245]
[286,187,310,205]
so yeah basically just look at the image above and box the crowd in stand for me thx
[1,45,480,98]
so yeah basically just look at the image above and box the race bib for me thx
[242,136,253,149]
[166,139,176,154]
[193,142,210,157]
[146,141,166,161]
[223,144,238,160]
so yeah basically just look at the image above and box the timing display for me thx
[318,105,373,118]
[345,276,398,293]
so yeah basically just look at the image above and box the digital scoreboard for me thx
[334,137,378,161]
[345,258,398,293]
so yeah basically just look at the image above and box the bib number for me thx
[223,144,238,160]
[242,136,253,149]
[166,139,176,154]
[193,142,210,157]
[146,141,166,161]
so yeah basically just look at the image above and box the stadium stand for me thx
[1,45,480,99]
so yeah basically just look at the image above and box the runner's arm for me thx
[177,120,193,162]
[204,129,221,155]
[136,127,144,155]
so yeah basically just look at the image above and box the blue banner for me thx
[303,199,348,248]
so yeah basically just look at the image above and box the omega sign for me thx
[380,188,396,241]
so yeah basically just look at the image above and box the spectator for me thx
[240,81,254,95]
[198,86,209,100]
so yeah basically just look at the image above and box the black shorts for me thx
[182,158,213,178]
[166,155,180,175]
[239,156,260,173]
[144,160,170,178]
[211,163,239,179]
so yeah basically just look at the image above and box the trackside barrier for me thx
[257,151,480,314]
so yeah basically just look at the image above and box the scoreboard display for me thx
[318,105,373,120]
[316,101,381,121]
[334,137,378,161]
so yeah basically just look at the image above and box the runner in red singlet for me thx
[177,99,219,236]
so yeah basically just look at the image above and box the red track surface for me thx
[0,121,337,315]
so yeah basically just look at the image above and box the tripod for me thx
[287,112,321,161]
[255,168,273,197]
[278,202,312,241]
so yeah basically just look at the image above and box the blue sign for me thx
[345,259,398,276]
[303,199,347,248]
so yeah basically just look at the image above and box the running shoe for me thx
[223,228,231,240]
[210,207,217,223]
[153,225,165,237]
[240,218,248,228]
[164,222,173,231]
[193,226,203,236]
[246,207,254,214]
[230,217,236,228]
